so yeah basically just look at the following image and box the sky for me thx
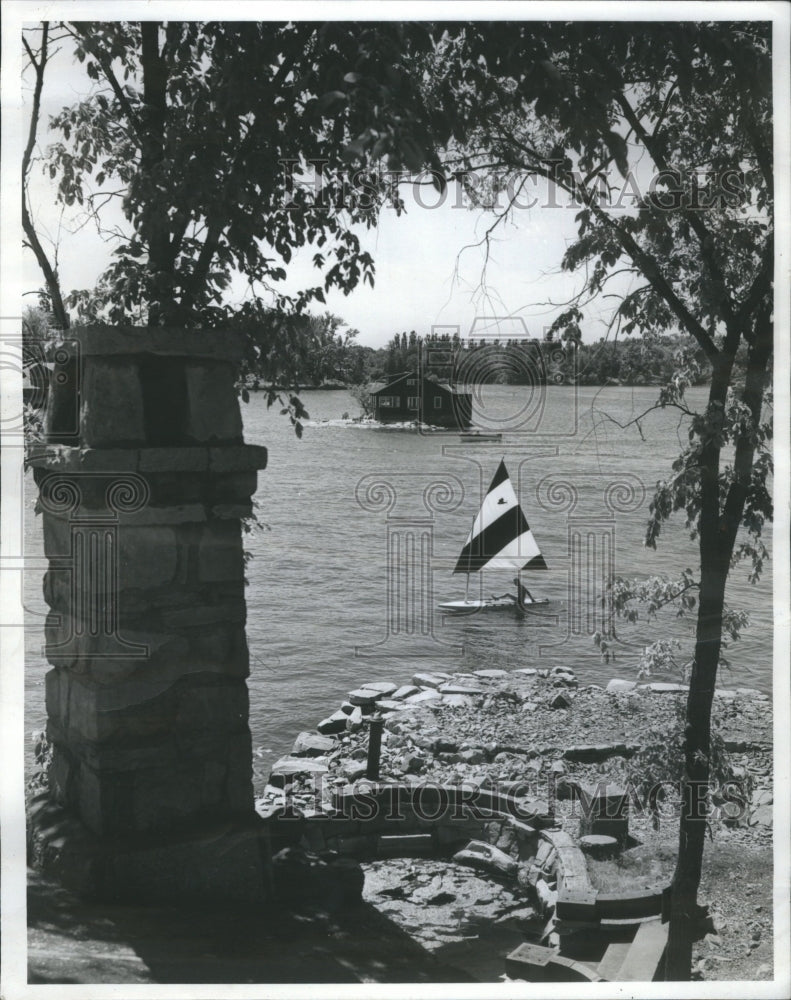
[17,16,646,349]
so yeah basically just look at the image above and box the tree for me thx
[22,20,438,424]
[338,21,772,979]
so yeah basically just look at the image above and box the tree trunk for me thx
[663,311,772,979]
[139,22,176,325]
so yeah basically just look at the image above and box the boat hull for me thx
[438,598,549,615]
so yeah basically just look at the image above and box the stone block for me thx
[412,672,449,688]
[406,689,441,704]
[184,361,243,443]
[615,920,668,981]
[292,731,337,758]
[318,711,349,736]
[606,678,637,694]
[473,668,508,679]
[81,358,145,447]
[347,687,382,707]
[211,471,259,502]
[392,684,420,700]
[197,520,244,583]
[556,886,598,922]
[138,447,210,472]
[118,525,181,589]
[74,325,247,362]
[208,445,268,473]
[118,503,207,526]
[269,756,329,788]
[439,683,483,696]
[363,680,398,695]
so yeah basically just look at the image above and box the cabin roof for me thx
[369,370,467,395]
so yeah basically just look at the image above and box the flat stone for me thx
[647,682,688,694]
[550,666,575,677]
[347,688,383,706]
[317,711,349,736]
[521,702,538,712]
[375,699,408,712]
[363,681,398,695]
[714,689,738,699]
[473,669,509,679]
[269,756,329,788]
[514,668,537,677]
[406,689,441,704]
[391,685,419,700]
[606,679,637,693]
[459,748,487,764]
[291,731,336,758]
[411,672,449,689]
[439,683,483,695]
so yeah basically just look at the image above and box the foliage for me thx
[347,382,375,418]
[23,21,437,425]
[624,699,737,828]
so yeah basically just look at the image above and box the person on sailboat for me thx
[513,576,536,608]
[490,577,534,607]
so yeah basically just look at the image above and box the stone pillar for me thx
[27,327,269,902]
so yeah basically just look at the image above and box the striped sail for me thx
[453,460,548,575]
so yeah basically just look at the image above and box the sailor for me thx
[513,576,534,607]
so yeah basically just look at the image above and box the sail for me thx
[453,460,548,575]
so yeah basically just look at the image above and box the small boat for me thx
[459,431,503,443]
[439,459,549,615]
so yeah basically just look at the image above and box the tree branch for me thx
[22,23,69,329]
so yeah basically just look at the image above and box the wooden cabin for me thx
[369,371,472,428]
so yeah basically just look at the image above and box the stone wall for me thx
[28,327,269,899]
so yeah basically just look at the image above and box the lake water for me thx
[24,385,773,786]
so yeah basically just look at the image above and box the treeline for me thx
[23,304,710,391]
[369,330,711,387]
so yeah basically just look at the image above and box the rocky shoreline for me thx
[258,665,774,982]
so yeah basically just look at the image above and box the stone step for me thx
[614,919,668,981]
[597,941,631,980]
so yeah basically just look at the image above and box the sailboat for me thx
[438,459,549,614]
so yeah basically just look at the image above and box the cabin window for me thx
[407,396,419,409]
[406,378,417,386]
[379,395,398,408]
[433,396,443,409]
